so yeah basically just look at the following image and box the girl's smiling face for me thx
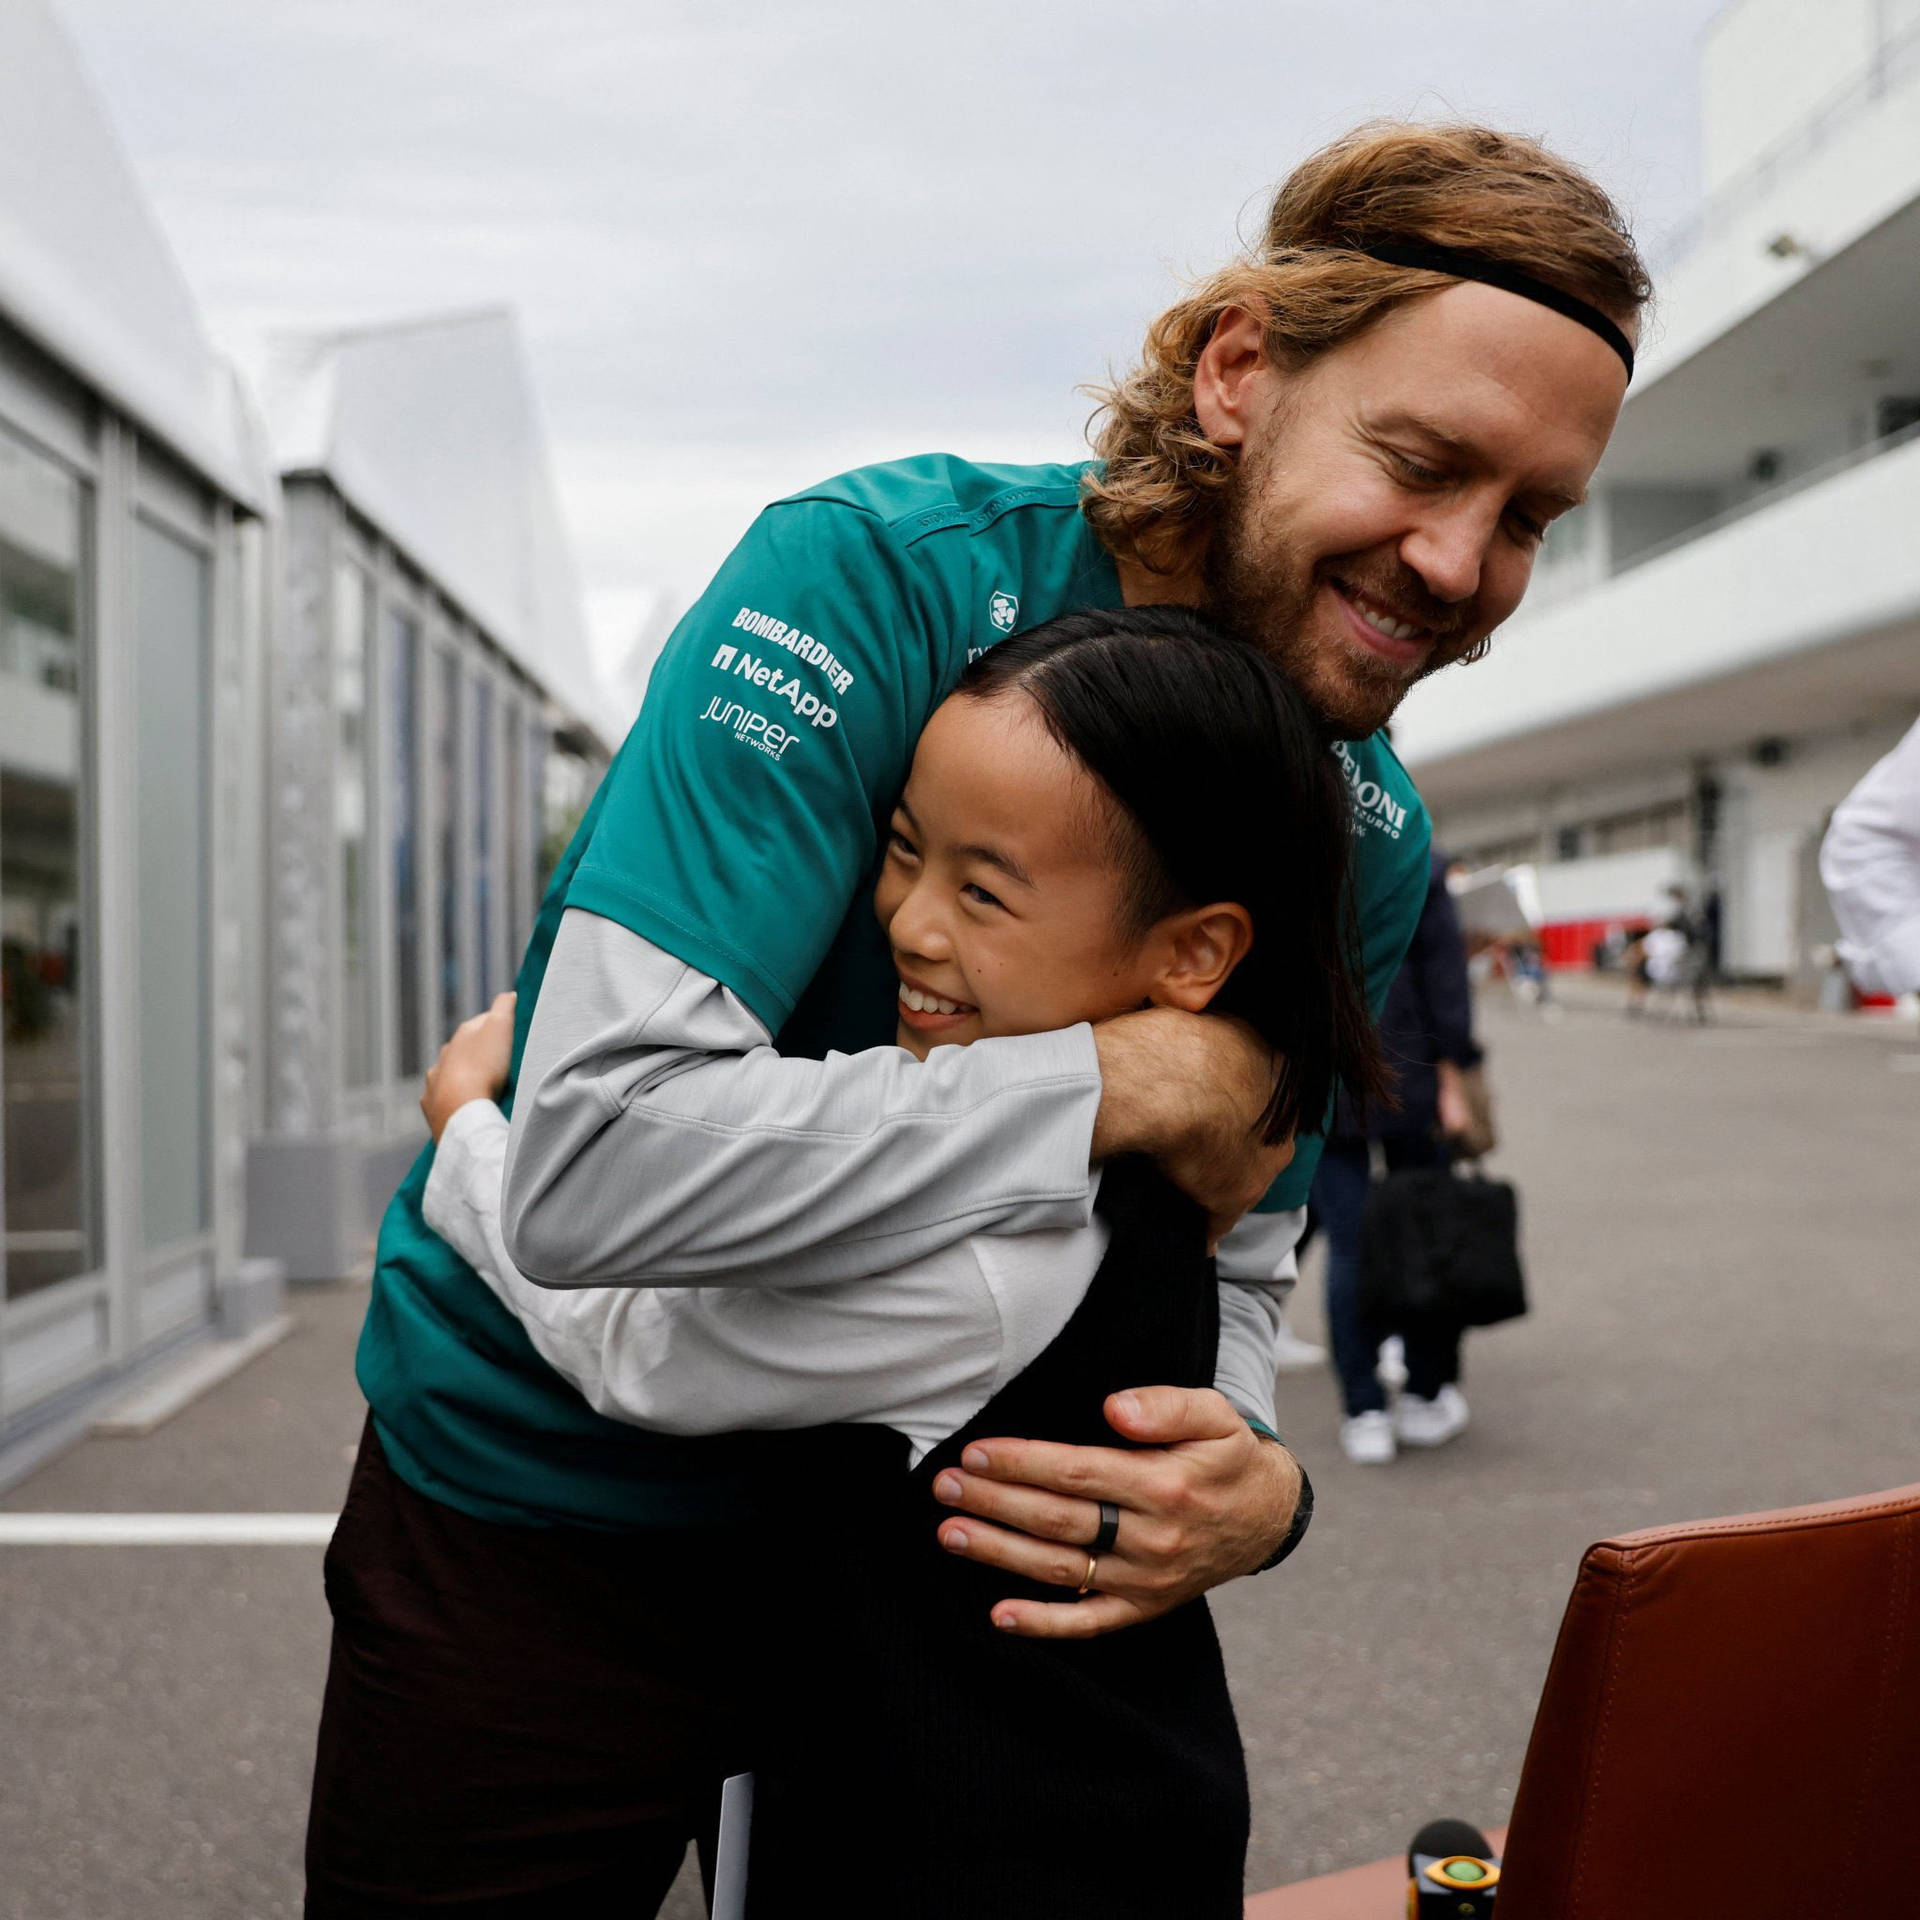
[873,691,1244,1059]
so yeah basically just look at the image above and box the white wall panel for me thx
[1736,826,1803,974]
[1531,848,1686,925]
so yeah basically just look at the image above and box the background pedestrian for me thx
[1311,849,1484,1465]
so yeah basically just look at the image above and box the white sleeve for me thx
[426,1100,654,1422]
[503,909,1103,1290]
[1210,1207,1308,1431]
[1821,718,1920,998]
[429,1098,1054,1456]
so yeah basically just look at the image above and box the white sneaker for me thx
[1376,1335,1408,1394]
[1393,1384,1470,1449]
[1271,1313,1327,1373]
[1339,1409,1397,1465]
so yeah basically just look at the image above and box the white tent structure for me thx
[0,0,277,1468]
[247,318,618,1290]
[248,317,621,1282]
[264,311,621,749]
[0,0,619,1463]
[0,0,269,514]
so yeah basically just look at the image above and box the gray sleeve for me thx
[502,909,1103,1289]
[427,1098,1007,1448]
[1213,1283,1282,1432]
[1211,1207,1307,1432]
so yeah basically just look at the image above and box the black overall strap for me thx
[914,1155,1218,1489]
[746,1154,1249,1920]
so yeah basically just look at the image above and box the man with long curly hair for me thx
[308,122,1648,1916]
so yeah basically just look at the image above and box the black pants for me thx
[305,1421,744,1918]
[1314,1136,1463,1416]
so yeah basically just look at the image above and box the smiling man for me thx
[307,123,1647,1918]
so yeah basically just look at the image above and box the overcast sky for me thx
[60,0,1725,683]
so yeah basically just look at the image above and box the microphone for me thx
[1407,1818,1500,1915]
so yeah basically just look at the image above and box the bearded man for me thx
[306,121,1647,1917]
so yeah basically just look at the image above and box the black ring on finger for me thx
[1089,1499,1120,1557]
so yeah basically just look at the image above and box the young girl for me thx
[422,605,1384,1916]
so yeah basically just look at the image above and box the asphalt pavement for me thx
[3,988,1915,1916]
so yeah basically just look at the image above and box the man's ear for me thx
[1146,903,1255,1013]
[1192,307,1270,450]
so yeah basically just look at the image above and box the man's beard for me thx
[1201,452,1468,740]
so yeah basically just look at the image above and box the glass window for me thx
[336,562,375,1088]
[436,648,462,1044]
[503,698,525,968]
[529,720,554,903]
[389,610,422,1077]
[541,736,595,894]
[1,430,95,1297]
[472,676,495,1003]
[134,519,211,1252]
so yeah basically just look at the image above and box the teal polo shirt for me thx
[356,454,1432,1529]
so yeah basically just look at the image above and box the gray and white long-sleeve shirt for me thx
[500,909,1302,1433]
[435,1099,1108,1465]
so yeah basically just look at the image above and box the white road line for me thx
[0,1513,337,1545]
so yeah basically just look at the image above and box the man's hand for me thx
[931,1385,1303,1639]
[1092,1008,1295,1244]
[1435,1058,1474,1144]
[422,993,516,1143]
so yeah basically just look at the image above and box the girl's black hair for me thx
[957,605,1390,1144]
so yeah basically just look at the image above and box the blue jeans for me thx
[1311,1137,1463,1418]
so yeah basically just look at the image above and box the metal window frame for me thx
[428,623,467,1056]
[469,655,503,1006]
[380,587,429,1108]
[332,528,383,1111]
[125,484,219,1344]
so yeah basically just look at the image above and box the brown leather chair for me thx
[1248,1483,1920,1920]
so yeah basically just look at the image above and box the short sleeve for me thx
[567,499,948,1032]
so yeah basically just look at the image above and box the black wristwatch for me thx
[1245,1421,1314,1573]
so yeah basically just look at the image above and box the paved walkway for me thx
[2,990,1915,1915]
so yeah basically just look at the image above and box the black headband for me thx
[1356,240,1634,380]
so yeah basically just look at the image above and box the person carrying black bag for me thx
[1310,849,1490,1466]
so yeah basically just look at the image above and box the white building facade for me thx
[0,2,614,1474]
[1395,0,1920,983]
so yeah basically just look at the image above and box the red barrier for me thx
[1537,917,1652,971]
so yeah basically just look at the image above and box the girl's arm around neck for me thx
[504,911,1103,1290]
